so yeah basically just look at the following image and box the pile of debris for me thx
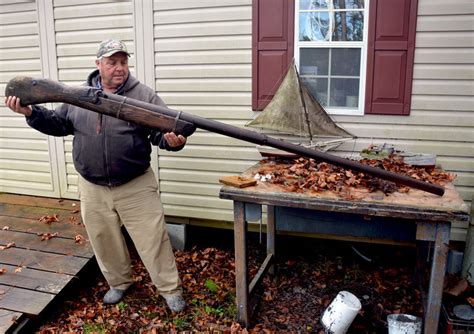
[253,156,455,197]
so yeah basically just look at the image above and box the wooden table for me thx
[219,162,469,334]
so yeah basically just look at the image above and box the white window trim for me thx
[294,0,370,116]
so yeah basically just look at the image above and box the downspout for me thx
[462,195,474,284]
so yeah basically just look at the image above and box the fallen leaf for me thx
[39,214,60,224]
[74,234,86,244]
[38,232,60,241]
[0,242,15,250]
[467,297,474,307]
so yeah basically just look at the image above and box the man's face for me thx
[95,52,129,90]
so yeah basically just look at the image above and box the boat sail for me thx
[246,61,355,157]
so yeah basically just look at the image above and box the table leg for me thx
[267,205,276,275]
[424,222,450,334]
[234,201,249,327]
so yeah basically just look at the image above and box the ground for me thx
[35,226,426,333]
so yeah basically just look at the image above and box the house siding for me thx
[0,0,471,241]
[413,0,473,240]
[153,0,256,222]
[0,1,59,196]
[53,0,134,196]
[333,0,474,240]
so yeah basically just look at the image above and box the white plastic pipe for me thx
[321,291,361,334]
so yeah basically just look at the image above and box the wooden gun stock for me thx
[5,76,445,196]
[5,76,196,137]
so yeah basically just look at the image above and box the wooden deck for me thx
[0,193,94,333]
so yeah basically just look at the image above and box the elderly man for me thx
[5,39,187,312]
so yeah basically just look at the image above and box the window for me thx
[295,0,368,115]
[252,0,418,116]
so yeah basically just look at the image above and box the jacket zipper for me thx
[102,116,112,186]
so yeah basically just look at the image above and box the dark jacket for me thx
[26,70,184,186]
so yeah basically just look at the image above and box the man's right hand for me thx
[4,96,32,117]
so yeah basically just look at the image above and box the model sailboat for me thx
[246,61,355,157]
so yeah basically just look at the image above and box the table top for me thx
[219,161,469,222]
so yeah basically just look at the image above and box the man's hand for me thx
[4,96,32,117]
[164,132,186,148]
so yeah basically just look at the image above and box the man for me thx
[5,39,187,312]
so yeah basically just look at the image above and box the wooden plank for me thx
[0,216,84,238]
[0,247,88,275]
[0,284,54,315]
[0,231,93,258]
[0,203,80,222]
[219,175,256,188]
[0,264,73,294]
[233,201,250,326]
[0,309,23,334]
[0,193,79,210]
[248,253,273,295]
[0,194,94,327]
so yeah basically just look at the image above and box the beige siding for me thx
[413,0,473,211]
[0,1,59,196]
[152,0,473,240]
[333,0,474,240]
[0,0,471,241]
[53,0,134,195]
[153,0,254,221]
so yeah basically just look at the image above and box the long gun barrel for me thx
[5,76,444,196]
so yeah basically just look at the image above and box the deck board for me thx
[0,284,55,315]
[0,230,93,258]
[0,309,23,333]
[0,203,79,222]
[0,264,74,294]
[0,247,87,275]
[0,215,85,238]
[0,193,93,333]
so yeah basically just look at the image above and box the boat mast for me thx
[294,62,314,143]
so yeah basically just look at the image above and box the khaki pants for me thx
[78,168,181,296]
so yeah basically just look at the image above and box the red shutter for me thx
[365,0,418,115]
[252,0,294,111]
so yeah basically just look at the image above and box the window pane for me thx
[329,78,359,107]
[331,48,361,76]
[299,12,330,41]
[333,0,364,9]
[300,48,329,75]
[300,0,329,10]
[332,11,364,41]
[302,77,329,106]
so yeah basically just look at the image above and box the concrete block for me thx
[447,250,464,275]
[166,223,187,250]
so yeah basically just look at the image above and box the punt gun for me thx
[5,76,444,196]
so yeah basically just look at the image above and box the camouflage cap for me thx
[96,39,130,59]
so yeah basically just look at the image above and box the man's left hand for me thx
[164,132,186,148]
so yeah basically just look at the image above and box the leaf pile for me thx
[36,236,425,333]
[254,157,455,196]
